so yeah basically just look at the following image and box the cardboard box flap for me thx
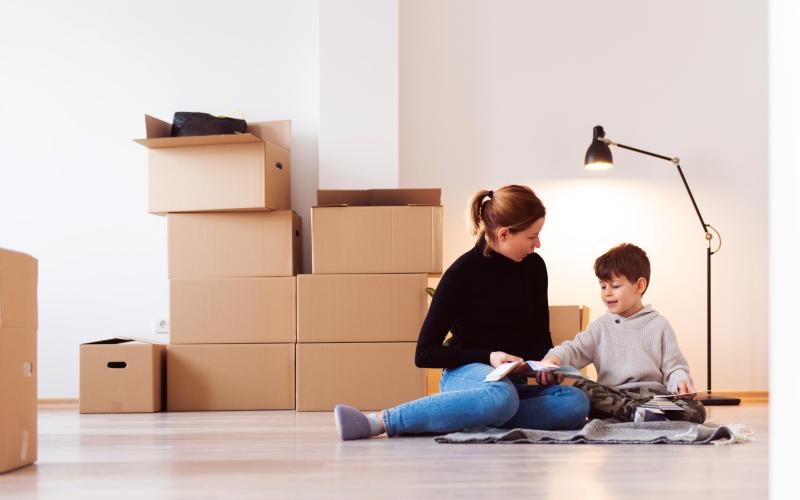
[316,188,441,207]
[135,115,289,150]
[82,337,163,346]
[247,120,292,151]
[134,114,261,149]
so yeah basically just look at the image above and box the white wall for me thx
[319,0,399,188]
[0,0,319,398]
[400,0,768,390]
[769,1,799,497]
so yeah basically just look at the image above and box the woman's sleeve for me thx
[414,269,492,369]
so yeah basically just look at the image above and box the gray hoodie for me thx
[546,305,693,393]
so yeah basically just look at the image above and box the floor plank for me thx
[0,404,768,499]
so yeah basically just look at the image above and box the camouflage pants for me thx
[572,379,707,424]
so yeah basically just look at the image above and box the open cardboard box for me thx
[79,338,167,414]
[0,248,37,474]
[134,115,292,214]
[311,189,443,274]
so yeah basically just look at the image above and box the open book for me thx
[484,360,588,382]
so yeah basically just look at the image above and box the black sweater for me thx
[415,239,553,369]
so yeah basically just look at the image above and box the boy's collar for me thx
[609,304,654,323]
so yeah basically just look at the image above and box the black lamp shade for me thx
[585,125,613,170]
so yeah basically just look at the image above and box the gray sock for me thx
[365,412,382,435]
[334,405,382,440]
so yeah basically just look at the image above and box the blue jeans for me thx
[382,362,589,436]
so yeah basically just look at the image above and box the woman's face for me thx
[492,217,545,262]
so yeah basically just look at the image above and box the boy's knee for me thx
[687,402,707,424]
[485,381,520,425]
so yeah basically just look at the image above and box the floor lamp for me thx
[584,125,740,406]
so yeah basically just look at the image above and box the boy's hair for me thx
[594,243,651,293]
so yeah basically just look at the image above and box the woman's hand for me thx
[489,351,523,368]
[674,380,697,400]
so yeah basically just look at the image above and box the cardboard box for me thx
[426,305,592,394]
[0,327,37,474]
[0,248,38,329]
[168,211,302,278]
[0,248,37,473]
[297,274,427,342]
[79,339,167,413]
[134,115,292,214]
[170,277,296,344]
[549,305,591,346]
[167,343,294,411]
[296,342,426,411]
[311,189,443,274]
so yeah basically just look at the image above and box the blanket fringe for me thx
[713,423,756,445]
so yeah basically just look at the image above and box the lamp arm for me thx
[602,138,710,234]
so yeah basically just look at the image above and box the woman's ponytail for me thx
[468,189,493,236]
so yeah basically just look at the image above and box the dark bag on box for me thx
[170,112,248,137]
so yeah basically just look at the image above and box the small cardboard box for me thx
[296,273,427,342]
[170,277,296,344]
[167,343,295,411]
[134,115,292,214]
[168,211,302,278]
[311,189,443,274]
[79,339,167,413]
[426,305,591,394]
[0,327,37,474]
[296,342,426,411]
[0,248,38,330]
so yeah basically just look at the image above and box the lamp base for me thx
[698,393,741,406]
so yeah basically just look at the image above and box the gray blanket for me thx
[434,419,753,445]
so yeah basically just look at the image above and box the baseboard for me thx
[39,398,78,408]
[710,391,769,404]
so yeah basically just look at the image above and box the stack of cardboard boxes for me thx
[81,115,299,413]
[295,189,443,410]
[0,248,38,473]
[139,115,300,412]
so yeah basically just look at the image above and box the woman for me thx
[335,185,589,440]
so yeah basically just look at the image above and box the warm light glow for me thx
[585,162,613,170]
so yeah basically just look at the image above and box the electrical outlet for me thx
[154,318,170,334]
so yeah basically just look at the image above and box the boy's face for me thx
[599,273,647,318]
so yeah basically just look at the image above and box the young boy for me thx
[541,243,706,423]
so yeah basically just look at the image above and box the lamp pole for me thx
[587,126,739,406]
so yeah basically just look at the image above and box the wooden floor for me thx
[0,404,768,499]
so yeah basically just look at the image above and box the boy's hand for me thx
[535,371,564,386]
[535,355,564,385]
[674,380,697,400]
[541,355,561,365]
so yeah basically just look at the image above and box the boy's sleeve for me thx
[660,320,693,393]
[546,321,598,369]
